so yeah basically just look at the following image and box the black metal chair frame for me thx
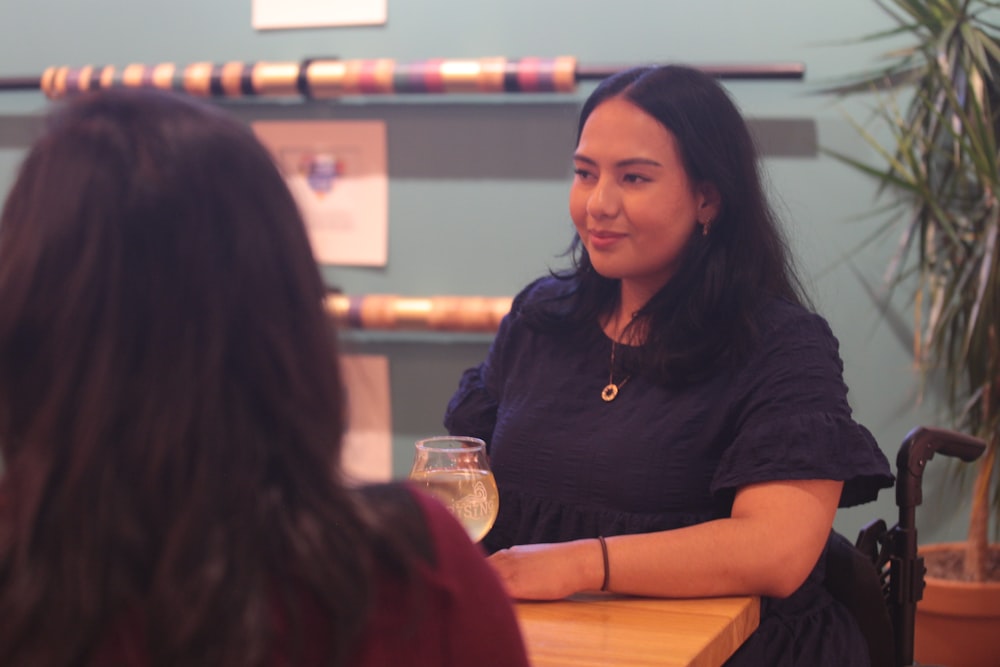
[851,426,987,667]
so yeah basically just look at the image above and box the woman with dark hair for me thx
[445,65,894,665]
[0,88,529,667]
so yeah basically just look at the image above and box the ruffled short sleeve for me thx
[710,303,894,507]
[444,279,540,448]
[444,364,499,446]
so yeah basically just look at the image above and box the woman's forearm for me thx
[489,479,843,600]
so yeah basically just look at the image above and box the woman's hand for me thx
[488,539,604,600]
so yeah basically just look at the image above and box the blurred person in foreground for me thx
[0,88,529,667]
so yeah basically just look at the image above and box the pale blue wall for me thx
[0,0,979,543]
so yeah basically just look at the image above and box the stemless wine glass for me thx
[408,436,499,543]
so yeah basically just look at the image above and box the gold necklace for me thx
[601,339,630,402]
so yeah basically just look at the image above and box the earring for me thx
[701,218,713,236]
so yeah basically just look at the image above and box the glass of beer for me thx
[408,436,499,543]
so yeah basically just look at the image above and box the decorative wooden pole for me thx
[325,294,512,333]
[0,57,804,100]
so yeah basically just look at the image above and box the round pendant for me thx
[601,383,619,402]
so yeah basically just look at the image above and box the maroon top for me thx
[74,488,528,666]
[340,488,530,667]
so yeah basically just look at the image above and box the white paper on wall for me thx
[252,0,387,30]
[253,120,388,267]
[340,354,392,483]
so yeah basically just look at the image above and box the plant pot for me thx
[915,542,1000,667]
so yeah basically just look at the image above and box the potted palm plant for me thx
[823,1,1000,665]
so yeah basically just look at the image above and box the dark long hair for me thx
[0,89,411,666]
[531,65,808,385]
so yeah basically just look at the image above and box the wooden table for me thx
[515,593,760,667]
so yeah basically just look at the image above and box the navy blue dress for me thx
[444,276,894,667]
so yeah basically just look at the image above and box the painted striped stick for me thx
[325,294,512,332]
[38,57,578,99]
